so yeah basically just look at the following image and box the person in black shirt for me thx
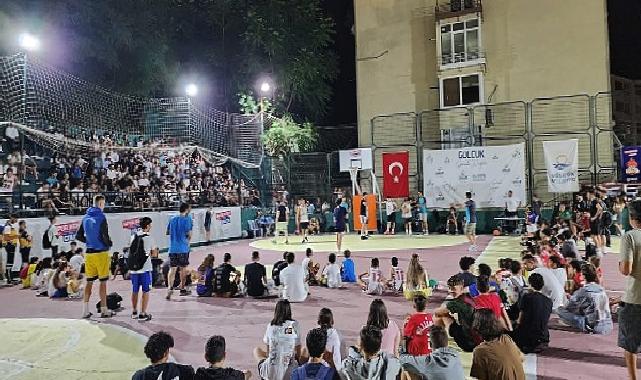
[511,273,553,354]
[359,193,369,240]
[244,251,268,298]
[195,335,248,380]
[271,252,288,287]
[213,253,241,297]
[132,331,194,380]
[457,256,477,287]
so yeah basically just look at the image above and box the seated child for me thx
[403,295,434,356]
[50,262,70,299]
[388,257,404,293]
[340,250,357,283]
[359,258,385,296]
[197,254,216,297]
[322,253,342,288]
[303,248,320,286]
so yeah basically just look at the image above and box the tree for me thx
[261,115,318,158]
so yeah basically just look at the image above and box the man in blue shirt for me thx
[166,202,193,300]
[455,191,477,252]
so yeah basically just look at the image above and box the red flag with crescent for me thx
[382,151,409,198]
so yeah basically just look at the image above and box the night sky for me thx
[608,0,641,80]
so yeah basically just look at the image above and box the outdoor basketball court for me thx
[0,234,630,380]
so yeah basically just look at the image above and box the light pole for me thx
[17,33,40,211]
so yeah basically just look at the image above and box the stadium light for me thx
[260,81,271,94]
[185,83,198,97]
[18,33,40,51]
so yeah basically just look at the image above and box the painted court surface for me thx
[0,234,631,379]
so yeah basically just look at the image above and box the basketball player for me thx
[417,191,429,235]
[384,197,397,235]
[334,200,348,252]
[296,198,310,243]
[273,200,289,245]
[359,193,369,240]
[454,191,477,251]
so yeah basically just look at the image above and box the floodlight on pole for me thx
[260,81,271,94]
[185,83,198,97]
[18,33,40,51]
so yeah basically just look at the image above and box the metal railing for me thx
[435,0,482,20]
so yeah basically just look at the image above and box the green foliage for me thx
[238,92,272,115]
[261,115,318,158]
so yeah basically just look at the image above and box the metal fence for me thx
[367,93,619,204]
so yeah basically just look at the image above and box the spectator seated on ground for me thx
[511,273,553,354]
[470,309,525,380]
[213,253,241,298]
[196,254,216,297]
[292,328,335,380]
[433,275,478,353]
[341,325,401,380]
[400,325,465,380]
[195,335,250,380]
[244,251,269,297]
[132,331,194,380]
[457,256,477,288]
[467,263,497,297]
[557,263,613,335]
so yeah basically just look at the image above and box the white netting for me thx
[0,53,263,168]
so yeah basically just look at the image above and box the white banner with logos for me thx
[423,143,526,208]
[543,139,579,193]
[3,207,242,268]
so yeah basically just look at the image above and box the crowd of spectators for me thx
[0,128,259,213]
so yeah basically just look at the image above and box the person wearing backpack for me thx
[128,217,157,321]
[42,215,60,259]
[292,328,335,380]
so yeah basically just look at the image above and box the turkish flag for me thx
[382,151,409,198]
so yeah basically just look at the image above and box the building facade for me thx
[354,0,614,196]
[612,74,641,146]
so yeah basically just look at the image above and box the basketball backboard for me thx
[339,147,373,172]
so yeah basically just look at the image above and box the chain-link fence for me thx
[368,93,618,204]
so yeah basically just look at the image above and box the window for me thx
[440,18,480,65]
[441,74,481,107]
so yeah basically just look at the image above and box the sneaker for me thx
[138,313,152,321]
[131,311,138,320]
[166,289,174,300]
[82,312,93,319]
[100,310,115,318]
[179,289,190,296]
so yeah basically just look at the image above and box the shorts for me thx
[360,215,368,224]
[169,252,190,268]
[335,225,346,233]
[85,251,111,281]
[618,302,641,353]
[131,271,152,293]
[418,212,427,221]
[387,213,396,223]
[464,223,476,235]
[590,221,602,235]
[300,222,309,230]
[276,222,288,232]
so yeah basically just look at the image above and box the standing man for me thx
[333,200,348,252]
[417,191,429,235]
[76,195,113,318]
[166,202,193,300]
[384,197,397,235]
[455,192,477,251]
[274,200,289,245]
[359,192,369,240]
[619,200,641,380]
[47,215,60,259]
[3,214,19,282]
[296,199,310,244]
[129,217,156,321]
[505,190,521,234]
[204,206,213,243]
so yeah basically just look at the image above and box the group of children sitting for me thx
[20,250,85,299]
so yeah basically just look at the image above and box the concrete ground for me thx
[0,233,633,379]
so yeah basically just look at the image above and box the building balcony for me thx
[435,0,482,21]
[439,50,486,68]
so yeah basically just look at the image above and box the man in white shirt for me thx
[279,252,307,302]
[385,198,397,235]
[129,217,157,321]
[505,190,521,233]
[47,215,60,259]
[524,256,566,310]
[322,253,342,288]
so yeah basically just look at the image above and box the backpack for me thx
[602,211,612,227]
[127,233,148,271]
[96,292,123,312]
[292,364,331,380]
[42,227,52,249]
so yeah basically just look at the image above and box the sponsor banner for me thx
[423,143,526,208]
[122,217,141,235]
[621,146,641,183]
[382,151,410,198]
[216,211,232,225]
[56,221,81,243]
[543,139,579,193]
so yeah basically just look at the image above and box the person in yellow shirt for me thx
[18,220,32,271]
[3,214,19,282]
[21,257,38,289]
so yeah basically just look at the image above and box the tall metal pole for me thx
[19,53,28,211]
